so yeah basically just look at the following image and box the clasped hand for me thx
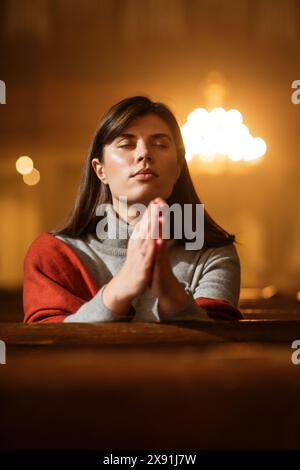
[119,198,191,314]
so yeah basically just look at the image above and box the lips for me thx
[131,169,158,177]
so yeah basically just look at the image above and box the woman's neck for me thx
[112,198,147,225]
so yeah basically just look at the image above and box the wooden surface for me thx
[2,317,300,345]
[1,318,300,450]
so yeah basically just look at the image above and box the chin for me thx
[128,189,156,204]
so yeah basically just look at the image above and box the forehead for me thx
[120,114,172,137]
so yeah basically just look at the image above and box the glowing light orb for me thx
[23,169,40,186]
[181,107,267,166]
[16,156,34,175]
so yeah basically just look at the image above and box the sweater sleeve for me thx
[193,243,243,320]
[155,243,243,322]
[23,233,134,323]
[63,284,135,323]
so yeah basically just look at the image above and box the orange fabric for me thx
[23,232,243,323]
[195,297,243,320]
[23,233,99,323]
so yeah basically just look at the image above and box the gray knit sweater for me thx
[55,204,241,323]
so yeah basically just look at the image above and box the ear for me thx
[91,158,109,184]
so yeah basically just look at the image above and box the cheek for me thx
[105,154,131,181]
[160,157,180,180]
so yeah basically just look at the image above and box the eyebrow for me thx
[116,133,172,142]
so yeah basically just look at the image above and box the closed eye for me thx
[118,144,135,148]
[154,143,168,147]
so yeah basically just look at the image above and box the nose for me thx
[137,152,152,163]
[135,141,152,163]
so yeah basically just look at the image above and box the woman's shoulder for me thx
[25,232,60,255]
[180,240,239,259]
[23,232,99,300]
[206,242,240,259]
[24,231,86,267]
[200,242,241,272]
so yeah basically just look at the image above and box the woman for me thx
[23,95,242,323]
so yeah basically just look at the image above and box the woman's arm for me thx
[23,233,135,323]
[23,233,133,323]
[156,243,243,322]
[193,243,241,308]
[147,200,242,322]
[62,283,136,323]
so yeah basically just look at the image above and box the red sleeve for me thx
[23,233,99,324]
[195,297,243,321]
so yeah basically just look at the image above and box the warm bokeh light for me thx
[16,156,34,175]
[181,107,267,166]
[262,285,278,299]
[240,285,277,300]
[22,169,40,186]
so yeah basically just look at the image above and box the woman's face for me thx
[92,113,182,208]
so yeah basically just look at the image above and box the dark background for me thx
[1,2,300,454]
[1,0,300,318]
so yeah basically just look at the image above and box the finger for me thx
[152,197,166,205]
[149,203,161,240]
[149,201,167,240]
[147,239,158,287]
[143,239,158,269]
[140,235,156,256]
[132,205,151,240]
[156,237,164,247]
[145,200,162,239]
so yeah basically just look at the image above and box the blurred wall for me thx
[0,0,300,292]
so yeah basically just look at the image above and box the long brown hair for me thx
[51,95,238,249]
